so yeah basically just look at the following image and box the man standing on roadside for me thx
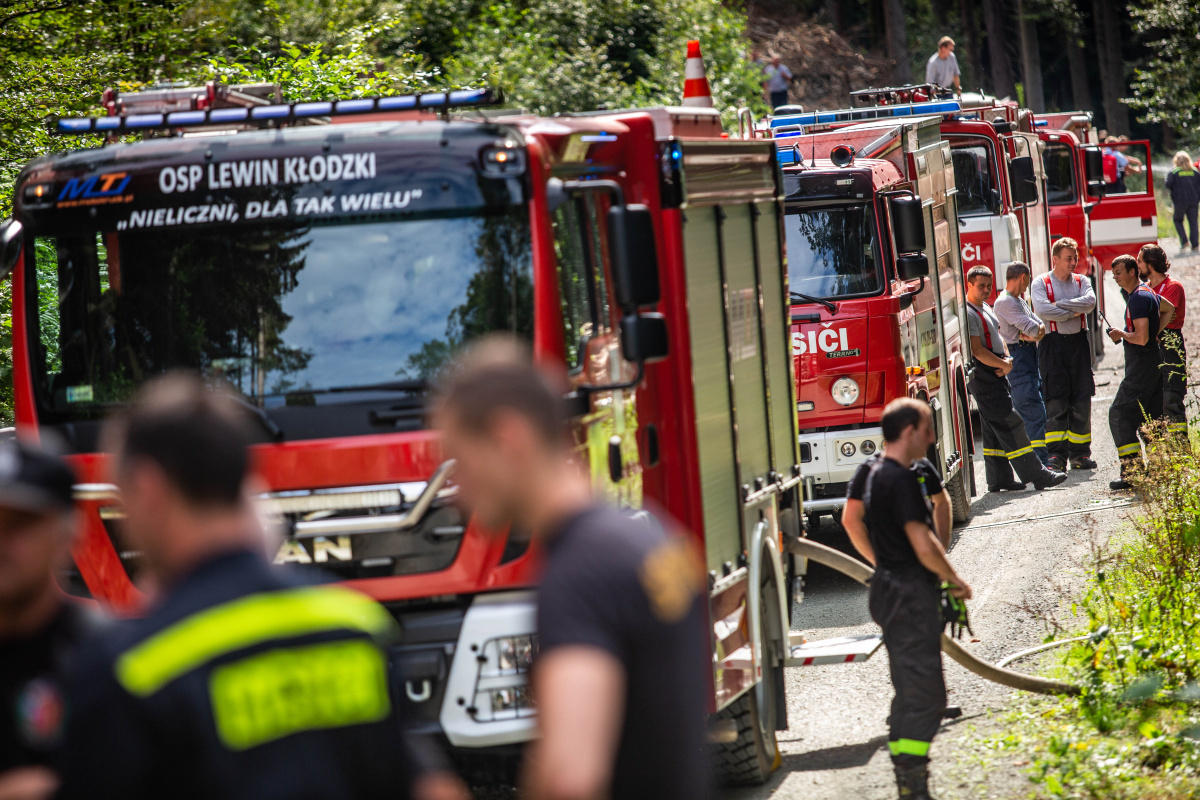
[1138,244,1188,439]
[763,54,794,110]
[1032,237,1098,473]
[1108,256,1163,491]
[925,37,961,95]
[56,373,465,800]
[992,261,1050,465]
[0,441,83,800]
[437,345,712,800]
[847,398,971,800]
[965,266,1067,493]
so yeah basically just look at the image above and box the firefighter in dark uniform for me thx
[1138,244,1188,439]
[1108,256,1164,491]
[842,398,971,800]
[1032,237,1098,472]
[54,373,466,800]
[965,266,1067,492]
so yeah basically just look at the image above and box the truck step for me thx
[785,633,883,667]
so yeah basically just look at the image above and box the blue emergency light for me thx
[769,99,961,131]
[54,88,502,135]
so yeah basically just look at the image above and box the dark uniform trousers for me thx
[869,568,945,761]
[1038,331,1094,459]
[969,368,1046,486]
[1159,328,1188,437]
[1110,341,1164,466]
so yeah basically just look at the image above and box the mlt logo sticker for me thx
[792,324,861,358]
[57,172,133,208]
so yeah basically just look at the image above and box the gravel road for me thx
[730,246,1200,800]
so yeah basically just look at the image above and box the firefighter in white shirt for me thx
[1031,238,1097,473]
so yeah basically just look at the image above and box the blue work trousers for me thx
[1007,341,1049,465]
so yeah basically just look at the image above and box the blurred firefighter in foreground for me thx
[436,340,712,800]
[54,373,466,800]
[0,441,82,800]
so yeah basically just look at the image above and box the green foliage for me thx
[1129,1,1200,145]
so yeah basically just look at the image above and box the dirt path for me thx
[729,246,1200,800]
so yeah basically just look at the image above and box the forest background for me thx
[0,0,1195,421]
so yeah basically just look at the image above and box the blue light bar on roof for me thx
[1034,119,1049,127]
[770,99,961,130]
[53,88,503,135]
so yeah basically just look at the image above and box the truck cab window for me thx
[552,195,611,372]
[785,204,881,298]
[950,141,996,216]
[1044,144,1077,206]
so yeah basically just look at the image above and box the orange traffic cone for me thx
[682,40,714,108]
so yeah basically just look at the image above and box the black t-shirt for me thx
[1124,284,1160,356]
[847,455,944,503]
[0,604,90,772]
[538,506,711,800]
[847,457,938,574]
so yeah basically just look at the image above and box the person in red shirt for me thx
[1138,244,1188,437]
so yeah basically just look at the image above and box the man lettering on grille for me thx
[965,266,1067,492]
[436,341,711,800]
[1108,256,1164,491]
[1032,237,1098,472]
[852,398,971,800]
[992,261,1050,465]
[1137,244,1188,439]
[55,373,465,800]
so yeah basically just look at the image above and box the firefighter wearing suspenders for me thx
[1137,244,1188,439]
[1031,238,1098,473]
[1108,255,1166,491]
[964,266,1067,492]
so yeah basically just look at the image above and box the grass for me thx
[982,423,1200,798]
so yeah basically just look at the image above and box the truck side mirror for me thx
[896,253,930,281]
[1008,156,1039,206]
[619,313,669,364]
[888,195,926,254]
[1082,146,1105,199]
[0,219,22,281]
[608,204,660,310]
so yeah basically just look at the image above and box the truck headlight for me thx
[861,440,876,455]
[831,377,860,406]
[840,441,856,457]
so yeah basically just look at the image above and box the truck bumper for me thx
[800,426,884,515]
[438,590,538,748]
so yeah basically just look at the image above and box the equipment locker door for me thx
[1089,139,1157,269]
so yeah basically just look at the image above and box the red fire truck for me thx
[760,110,975,530]
[0,83,882,784]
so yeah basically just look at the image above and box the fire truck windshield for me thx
[28,210,532,434]
[784,204,881,299]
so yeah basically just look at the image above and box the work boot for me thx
[1109,478,1133,490]
[987,480,1025,492]
[893,758,938,800]
[1070,457,1097,470]
[1047,455,1067,473]
[1032,469,1068,490]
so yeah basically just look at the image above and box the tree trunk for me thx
[824,0,842,33]
[1092,0,1129,135]
[883,0,910,84]
[1065,31,1090,111]
[932,0,952,22]
[981,0,1017,99]
[959,0,984,91]
[1017,0,1045,112]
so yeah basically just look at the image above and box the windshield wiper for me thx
[284,379,428,396]
[790,291,838,315]
[226,392,284,442]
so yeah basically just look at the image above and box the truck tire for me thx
[715,564,783,785]
[947,467,971,523]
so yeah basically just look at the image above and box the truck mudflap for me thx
[439,590,538,748]
[785,633,883,666]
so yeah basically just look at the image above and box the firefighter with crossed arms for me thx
[965,266,1067,492]
[1031,237,1098,473]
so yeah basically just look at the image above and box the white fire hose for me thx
[788,538,1081,696]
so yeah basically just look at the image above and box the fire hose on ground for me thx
[787,537,1082,696]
